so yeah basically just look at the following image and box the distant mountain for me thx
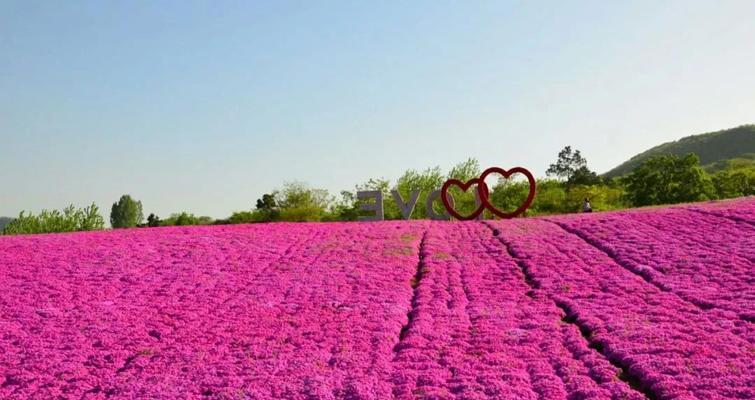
[0,217,13,232]
[603,125,755,178]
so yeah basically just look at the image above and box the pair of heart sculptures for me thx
[440,166,536,220]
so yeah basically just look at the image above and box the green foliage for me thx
[447,158,481,182]
[326,161,482,221]
[160,212,213,226]
[323,191,361,222]
[488,179,541,216]
[545,146,601,188]
[724,156,755,170]
[2,203,105,235]
[79,204,106,231]
[226,209,283,224]
[217,149,750,224]
[277,182,330,222]
[227,210,258,224]
[223,193,282,224]
[146,213,161,227]
[196,216,214,225]
[529,180,568,215]
[604,125,755,178]
[568,166,602,186]
[223,183,333,224]
[110,195,144,228]
[623,153,716,206]
[356,177,399,219]
[486,178,627,216]
[174,213,197,226]
[394,167,444,219]
[445,158,483,218]
[703,154,755,173]
[711,163,754,198]
[255,193,280,221]
[565,185,627,212]
[546,146,587,181]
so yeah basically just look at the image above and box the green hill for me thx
[603,125,755,178]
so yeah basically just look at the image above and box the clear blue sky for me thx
[1,1,753,219]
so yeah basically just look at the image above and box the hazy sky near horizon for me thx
[1,1,754,219]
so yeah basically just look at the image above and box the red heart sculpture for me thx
[477,167,536,219]
[440,178,489,221]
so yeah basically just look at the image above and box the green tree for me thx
[394,167,444,219]
[324,191,361,221]
[79,203,106,231]
[174,212,197,226]
[110,195,144,228]
[529,179,567,215]
[624,153,716,206]
[447,158,481,182]
[146,213,161,227]
[546,146,587,181]
[568,166,602,186]
[254,193,280,222]
[277,182,330,222]
[712,168,754,198]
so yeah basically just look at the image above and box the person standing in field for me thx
[583,198,592,213]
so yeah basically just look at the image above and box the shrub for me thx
[160,212,213,226]
[3,203,105,235]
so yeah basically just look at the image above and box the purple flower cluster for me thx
[0,198,751,399]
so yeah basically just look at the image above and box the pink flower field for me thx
[0,198,753,399]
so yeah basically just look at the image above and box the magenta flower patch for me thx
[0,199,752,399]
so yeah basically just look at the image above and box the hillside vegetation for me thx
[604,125,755,178]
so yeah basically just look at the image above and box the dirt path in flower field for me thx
[0,198,752,399]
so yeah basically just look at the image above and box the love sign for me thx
[358,166,536,221]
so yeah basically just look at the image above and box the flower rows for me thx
[489,214,753,399]
[0,223,426,398]
[684,197,755,226]
[550,202,754,322]
[392,222,644,399]
[0,198,752,399]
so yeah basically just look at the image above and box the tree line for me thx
[2,147,752,234]
[223,148,751,223]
